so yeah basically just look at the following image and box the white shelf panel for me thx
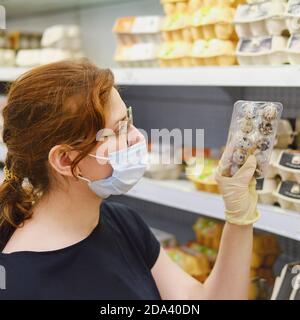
[2,66,300,87]
[0,67,28,82]
[113,66,300,87]
[126,177,300,241]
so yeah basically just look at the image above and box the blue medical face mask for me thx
[77,140,148,199]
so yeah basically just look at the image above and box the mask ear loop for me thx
[88,154,108,160]
[77,174,91,183]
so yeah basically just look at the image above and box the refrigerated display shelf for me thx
[2,66,300,87]
[0,67,28,82]
[126,177,300,241]
[113,66,300,87]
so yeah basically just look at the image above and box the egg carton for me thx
[236,36,288,65]
[234,0,288,38]
[274,119,296,148]
[286,0,300,34]
[162,0,243,16]
[113,16,163,46]
[41,25,80,48]
[257,178,278,205]
[0,49,15,67]
[264,148,283,178]
[114,43,159,68]
[162,13,192,42]
[273,149,300,182]
[273,180,300,211]
[158,41,193,67]
[191,7,236,41]
[287,33,300,63]
[191,39,237,66]
[16,49,41,67]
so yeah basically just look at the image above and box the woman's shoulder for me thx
[101,200,141,227]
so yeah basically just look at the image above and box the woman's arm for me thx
[151,155,259,300]
[151,223,253,300]
[197,222,253,299]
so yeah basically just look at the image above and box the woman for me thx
[0,59,260,300]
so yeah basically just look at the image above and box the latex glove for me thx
[215,155,261,225]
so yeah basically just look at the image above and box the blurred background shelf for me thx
[127,177,300,242]
[0,67,28,82]
[3,66,300,87]
[113,67,300,87]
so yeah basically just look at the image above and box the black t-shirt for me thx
[0,201,162,300]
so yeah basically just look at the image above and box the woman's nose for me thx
[127,125,144,147]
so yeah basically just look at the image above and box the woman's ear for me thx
[48,145,79,177]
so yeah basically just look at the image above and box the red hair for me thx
[0,59,114,250]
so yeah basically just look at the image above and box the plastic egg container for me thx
[158,41,193,66]
[273,180,300,211]
[191,39,237,65]
[234,0,288,38]
[162,13,193,42]
[219,100,283,178]
[236,36,288,65]
[286,0,300,34]
[191,7,236,41]
[257,178,278,205]
[114,43,159,67]
[113,16,163,46]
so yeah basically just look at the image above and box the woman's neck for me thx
[3,186,102,253]
[33,186,103,239]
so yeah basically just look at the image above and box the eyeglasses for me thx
[96,106,134,141]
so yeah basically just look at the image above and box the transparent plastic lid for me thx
[219,100,283,179]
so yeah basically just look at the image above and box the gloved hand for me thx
[215,155,261,225]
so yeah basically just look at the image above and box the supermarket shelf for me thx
[126,177,300,241]
[0,67,28,82]
[113,66,300,87]
[3,66,300,87]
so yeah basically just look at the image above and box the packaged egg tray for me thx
[273,150,300,182]
[191,7,236,41]
[287,33,300,64]
[274,119,295,148]
[162,0,244,16]
[256,177,278,205]
[0,49,15,67]
[273,180,300,211]
[286,0,300,34]
[219,100,283,178]
[162,13,192,42]
[113,16,162,46]
[191,39,237,65]
[114,43,159,67]
[234,0,288,38]
[162,0,189,16]
[236,36,288,65]
[158,41,193,66]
